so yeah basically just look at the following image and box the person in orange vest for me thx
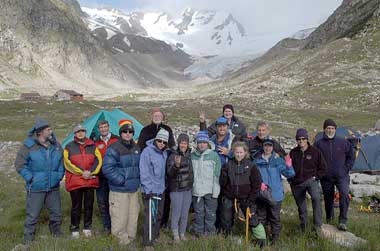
[93,120,119,234]
[64,124,102,239]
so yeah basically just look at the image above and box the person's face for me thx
[75,130,86,140]
[152,112,164,125]
[257,126,269,139]
[217,124,228,136]
[98,123,110,137]
[179,141,188,153]
[197,142,209,151]
[263,144,273,155]
[223,109,233,120]
[155,139,167,150]
[121,130,134,141]
[324,126,336,138]
[234,146,246,162]
[39,127,52,140]
[297,137,308,148]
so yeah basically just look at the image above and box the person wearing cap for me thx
[191,131,222,237]
[289,128,327,233]
[314,119,355,231]
[166,133,193,242]
[15,117,64,244]
[93,119,119,234]
[247,121,286,160]
[137,107,175,150]
[253,137,295,244]
[102,120,140,246]
[139,128,170,249]
[63,124,103,239]
[199,104,247,141]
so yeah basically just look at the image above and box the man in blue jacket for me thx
[15,117,64,244]
[314,119,355,231]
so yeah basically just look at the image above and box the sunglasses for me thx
[76,130,86,133]
[156,139,168,145]
[121,130,134,134]
[297,137,308,141]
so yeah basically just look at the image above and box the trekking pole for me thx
[149,197,152,242]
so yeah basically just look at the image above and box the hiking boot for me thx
[326,217,334,224]
[314,226,323,238]
[173,230,180,243]
[83,229,92,237]
[338,223,347,231]
[71,231,80,240]
[179,233,187,241]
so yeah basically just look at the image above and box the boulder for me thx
[321,224,368,248]
[350,184,380,197]
[351,173,379,185]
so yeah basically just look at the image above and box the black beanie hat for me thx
[177,133,189,144]
[223,104,234,114]
[323,119,337,130]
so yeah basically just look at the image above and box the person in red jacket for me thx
[93,120,119,234]
[64,124,102,239]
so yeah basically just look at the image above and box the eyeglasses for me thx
[121,130,134,134]
[297,138,308,141]
[156,139,168,145]
[76,130,86,133]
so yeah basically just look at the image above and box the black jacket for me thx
[137,123,175,150]
[289,144,327,185]
[166,149,193,192]
[247,136,286,160]
[200,115,247,141]
[220,158,262,204]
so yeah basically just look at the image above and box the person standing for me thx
[166,133,193,242]
[64,124,102,238]
[93,119,119,234]
[15,117,64,244]
[102,120,140,246]
[139,128,170,250]
[289,128,326,233]
[314,119,355,231]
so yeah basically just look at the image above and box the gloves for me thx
[260,183,268,191]
[285,154,292,168]
[143,193,153,200]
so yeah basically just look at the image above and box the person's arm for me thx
[57,145,65,180]
[212,153,222,198]
[249,164,262,203]
[274,140,287,158]
[14,145,33,183]
[89,147,103,175]
[167,126,176,149]
[63,148,83,175]
[102,147,125,186]
[345,141,355,170]
[166,154,178,178]
[279,156,295,178]
[139,149,153,194]
[316,149,327,179]
[219,163,229,187]
[137,128,148,149]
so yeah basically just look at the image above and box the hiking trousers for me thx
[170,190,192,234]
[96,176,111,231]
[257,201,282,241]
[70,188,94,232]
[142,193,165,246]
[192,194,218,235]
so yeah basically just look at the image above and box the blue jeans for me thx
[192,194,218,235]
[96,176,111,230]
[170,190,192,234]
[24,189,62,243]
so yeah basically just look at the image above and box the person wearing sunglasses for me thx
[64,124,103,239]
[139,128,170,250]
[102,120,141,247]
[289,128,327,234]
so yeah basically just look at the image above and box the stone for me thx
[321,224,368,248]
[350,173,379,185]
[350,184,380,197]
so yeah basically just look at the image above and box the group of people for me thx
[15,104,355,250]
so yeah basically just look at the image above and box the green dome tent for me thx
[62,109,143,147]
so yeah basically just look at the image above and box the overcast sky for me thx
[79,0,343,36]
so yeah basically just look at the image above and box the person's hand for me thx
[199,111,206,123]
[82,170,91,179]
[260,183,268,191]
[143,193,153,200]
[174,155,181,168]
[285,154,292,168]
[217,146,229,156]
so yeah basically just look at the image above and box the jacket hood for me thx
[25,127,58,148]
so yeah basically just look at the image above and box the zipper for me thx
[300,150,304,181]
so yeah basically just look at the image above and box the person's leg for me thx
[142,196,153,246]
[153,193,166,241]
[45,190,62,236]
[109,191,128,242]
[192,196,205,235]
[268,202,282,243]
[204,194,218,234]
[320,178,335,222]
[179,190,193,236]
[83,188,95,230]
[336,176,350,225]
[161,189,171,228]
[291,182,308,229]
[256,201,268,226]
[96,176,111,231]
[307,180,323,228]
[24,192,46,243]
[126,191,140,240]
[220,197,234,235]
[170,191,183,239]
[70,189,83,233]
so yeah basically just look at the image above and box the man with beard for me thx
[314,119,354,231]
